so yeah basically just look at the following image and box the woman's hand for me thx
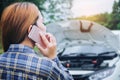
[35,32,57,59]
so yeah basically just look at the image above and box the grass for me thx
[0,49,3,54]
[0,44,3,54]
[34,46,43,57]
[0,47,3,54]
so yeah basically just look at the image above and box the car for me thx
[46,20,120,80]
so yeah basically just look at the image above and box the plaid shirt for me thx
[0,44,73,80]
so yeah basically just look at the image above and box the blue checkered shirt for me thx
[0,44,73,80]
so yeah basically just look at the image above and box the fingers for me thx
[36,33,57,59]
[38,32,56,48]
[39,32,49,46]
[46,33,56,44]
[50,35,57,46]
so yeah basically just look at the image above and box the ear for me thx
[28,25,33,33]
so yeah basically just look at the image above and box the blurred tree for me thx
[75,0,120,30]
[117,23,120,29]
[0,0,73,23]
[75,12,111,28]
[108,0,120,29]
[41,0,73,23]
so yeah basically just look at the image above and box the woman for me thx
[0,2,73,80]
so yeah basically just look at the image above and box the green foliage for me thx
[117,23,120,29]
[74,0,120,30]
[75,12,111,28]
[107,0,120,30]
[0,0,72,23]
[0,46,3,54]
[41,0,72,23]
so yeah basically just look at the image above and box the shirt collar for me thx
[7,44,35,53]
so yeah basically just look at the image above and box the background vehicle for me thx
[46,20,120,80]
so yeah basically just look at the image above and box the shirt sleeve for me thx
[52,57,74,80]
[52,57,67,71]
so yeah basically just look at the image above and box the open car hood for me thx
[46,20,120,55]
[46,20,120,80]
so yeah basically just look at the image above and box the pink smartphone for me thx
[28,25,45,48]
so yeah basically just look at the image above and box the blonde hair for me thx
[0,2,39,51]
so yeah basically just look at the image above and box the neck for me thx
[20,37,35,48]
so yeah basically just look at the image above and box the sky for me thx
[71,0,116,17]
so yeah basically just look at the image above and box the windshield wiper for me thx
[57,48,65,56]
[98,51,116,56]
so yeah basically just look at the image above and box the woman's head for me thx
[0,2,39,51]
